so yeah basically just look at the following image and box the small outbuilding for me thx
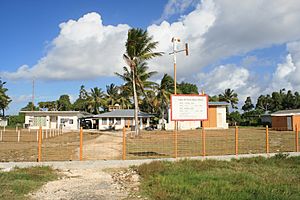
[90,109,153,130]
[164,102,229,130]
[271,109,300,131]
[20,111,90,130]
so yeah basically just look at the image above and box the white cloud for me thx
[2,0,300,99]
[267,41,300,92]
[2,12,130,80]
[148,0,300,79]
[11,94,32,103]
[155,0,199,23]
[197,64,261,102]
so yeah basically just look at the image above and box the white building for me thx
[88,109,153,130]
[20,111,90,130]
[163,102,229,130]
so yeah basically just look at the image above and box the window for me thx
[116,118,121,125]
[60,118,68,123]
[109,118,114,125]
[33,116,46,126]
[102,118,107,125]
[69,119,73,124]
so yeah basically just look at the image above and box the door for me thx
[217,113,223,128]
[287,117,292,131]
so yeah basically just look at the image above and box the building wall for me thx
[98,117,150,130]
[292,115,300,131]
[216,107,228,129]
[203,106,217,128]
[25,114,78,130]
[165,106,228,130]
[272,116,288,130]
[58,115,78,130]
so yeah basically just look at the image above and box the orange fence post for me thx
[266,125,269,154]
[122,127,126,160]
[38,127,42,162]
[80,127,83,161]
[202,124,206,157]
[235,126,238,157]
[174,121,178,158]
[296,124,299,152]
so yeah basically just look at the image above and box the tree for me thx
[57,95,72,111]
[120,28,162,136]
[0,78,11,117]
[38,101,58,111]
[87,87,105,114]
[256,94,272,113]
[117,85,132,109]
[219,88,238,109]
[21,102,38,111]
[295,92,300,109]
[209,95,219,102]
[73,85,89,111]
[105,83,119,108]
[282,90,295,110]
[270,91,283,112]
[177,82,198,94]
[228,111,242,125]
[242,96,254,112]
[156,74,174,129]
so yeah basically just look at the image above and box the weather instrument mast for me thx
[169,37,189,158]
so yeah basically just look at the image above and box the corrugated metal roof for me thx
[92,109,153,118]
[19,111,92,118]
[271,109,300,116]
[208,102,229,106]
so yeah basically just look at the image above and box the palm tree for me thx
[87,87,106,114]
[118,85,132,109]
[219,88,239,110]
[156,74,174,129]
[0,79,11,117]
[106,83,119,108]
[119,28,163,136]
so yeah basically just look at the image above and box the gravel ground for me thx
[29,169,129,200]
[1,152,300,199]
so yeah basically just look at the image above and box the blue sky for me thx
[1,0,300,115]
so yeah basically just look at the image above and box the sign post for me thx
[171,94,208,158]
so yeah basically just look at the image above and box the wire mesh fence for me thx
[0,125,299,162]
[125,125,299,159]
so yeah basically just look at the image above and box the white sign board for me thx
[0,119,8,127]
[171,95,208,121]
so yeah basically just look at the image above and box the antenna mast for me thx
[32,79,34,111]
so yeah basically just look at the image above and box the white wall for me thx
[98,117,150,130]
[164,107,228,130]
[25,114,79,130]
[57,116,78,130]
[216,107,228,129]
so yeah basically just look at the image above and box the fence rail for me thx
[0,125,299,162]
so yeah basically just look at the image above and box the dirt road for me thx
[30,169,130,200]
[81,132,123,160]
[30,132,140,200]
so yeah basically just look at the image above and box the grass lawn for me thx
[0,166,58,200]
[136,154,300,200]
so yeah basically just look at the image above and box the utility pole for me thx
[170,38,189,94]
[169,37,189,158]
[32,79,35,111]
